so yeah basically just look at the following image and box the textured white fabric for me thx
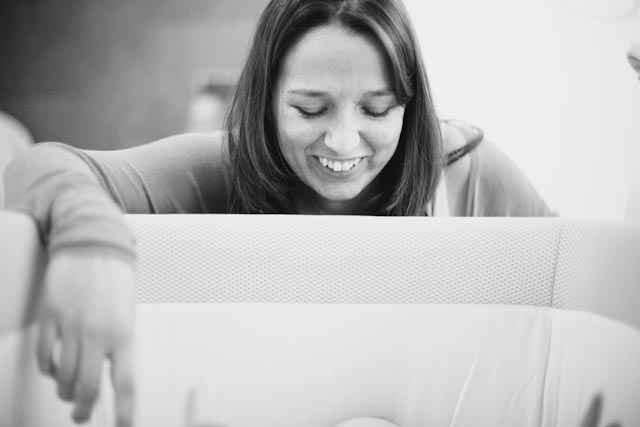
[128,215,560,305]
[553,220,640,328]
[3,305,640,427]
[126,215,640,329]
[128,304,640,427]
[2,213,640,427]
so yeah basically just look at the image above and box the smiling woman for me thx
[274,24,404,213]
[227,0,443,216]
[2,0,553,425]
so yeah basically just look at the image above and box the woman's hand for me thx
[37,251,136,427]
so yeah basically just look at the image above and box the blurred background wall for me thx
[1,0,639,218]
[0,0,268,150]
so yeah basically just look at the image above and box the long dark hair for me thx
[226,0,443,215]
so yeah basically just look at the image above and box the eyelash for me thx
[296,107,327,118]
[364,108,391,118]
[295,106,393,119]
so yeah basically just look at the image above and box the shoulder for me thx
[439,120,554,216]
[469,139,554,216]
[106,132,232,213]
[140,131,227,155]
[84,131,232,195]
[122,131,230,169]
[471,139,529,190]
[441,119,484,172]
[441,119,483,154]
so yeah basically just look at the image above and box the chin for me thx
[318,187,363,202]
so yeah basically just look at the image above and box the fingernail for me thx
[51,340,62,371]
[57,384,73,401]
[72,408,89,424]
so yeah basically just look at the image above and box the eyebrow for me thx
[364,89,394,97]
[287,89,327,97]
[286,88,394,97]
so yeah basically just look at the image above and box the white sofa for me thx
[1,213,639,426]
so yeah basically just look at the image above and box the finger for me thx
[36,320,58,377]
[111,343,135,427]
[71,335,104,424]
[580,393,602,427]
[57,328,79,401]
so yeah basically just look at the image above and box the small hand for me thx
[37,251,136,426]
[580,393,622,427]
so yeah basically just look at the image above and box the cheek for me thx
[367,116,404,158]
[277,111,321,157]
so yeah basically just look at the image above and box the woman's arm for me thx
[4,132,230,259]
[2,132,230,426]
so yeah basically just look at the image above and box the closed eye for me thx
[363,106,393,118]
[295,106,327,118]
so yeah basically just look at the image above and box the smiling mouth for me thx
[315,156,364,173]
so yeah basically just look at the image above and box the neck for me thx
[291,178,387,216]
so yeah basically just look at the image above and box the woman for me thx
[3,0,553,425]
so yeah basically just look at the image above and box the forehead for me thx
[278,24,392,92]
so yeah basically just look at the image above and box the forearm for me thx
[3,143,136,262]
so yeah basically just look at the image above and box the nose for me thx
[323,114,361,156]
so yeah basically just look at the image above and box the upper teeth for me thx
[317,156,362,172]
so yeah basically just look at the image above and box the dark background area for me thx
[0,0,269,150]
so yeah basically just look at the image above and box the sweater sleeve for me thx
[2,132,231,261]
[465,139,556,217]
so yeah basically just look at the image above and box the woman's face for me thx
[274,24,405,212]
